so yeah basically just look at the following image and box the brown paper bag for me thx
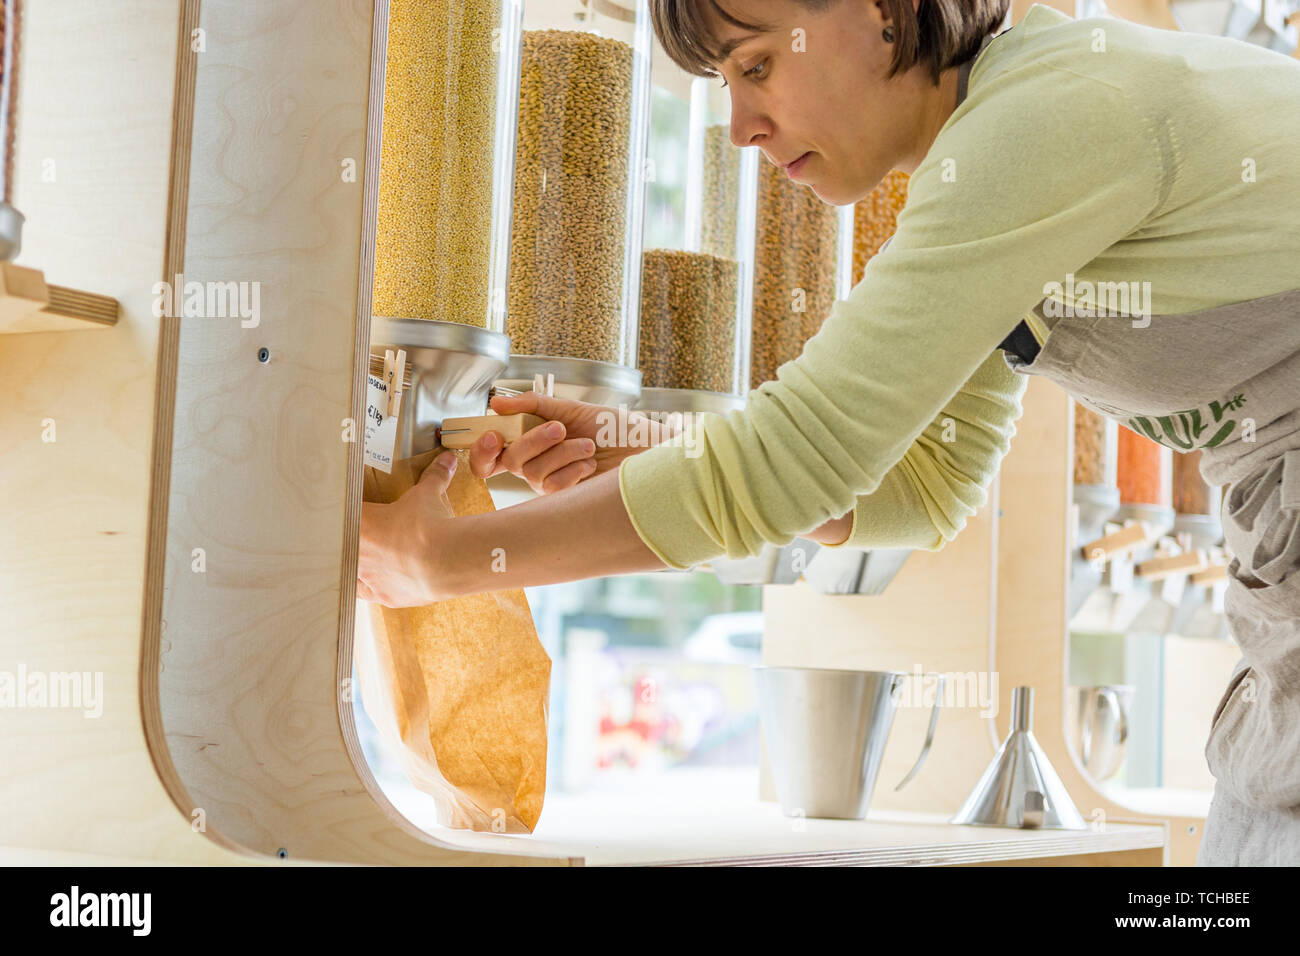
[357,448,551,833]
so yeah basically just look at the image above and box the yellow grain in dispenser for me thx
[361,0,551,835]
[374,0,513,327]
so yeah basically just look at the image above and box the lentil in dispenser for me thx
[1116,426,1175,537]
[637,71,758,410]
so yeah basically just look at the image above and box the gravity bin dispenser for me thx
[493,0,652,407]
[1068,403,1230,641]
[367,0,913,596]
[1065,401,1233,794]
[368,1,522,448]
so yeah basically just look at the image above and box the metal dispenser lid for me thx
[951,686,1087,830]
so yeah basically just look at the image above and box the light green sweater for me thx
[619,5,1300,570]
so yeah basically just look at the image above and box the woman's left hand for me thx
[357,450,460,608]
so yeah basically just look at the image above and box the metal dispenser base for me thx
[952,686,1087,830]
[1069,484,1122,619]
[701,539,822,586]
[495,354,642,408]
[801,547,914,595]
[369,316,511,460]
[633,389,815,587]
[629,388,914,592]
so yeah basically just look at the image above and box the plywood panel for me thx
[0,0,256,863]
[148,0,570,865]
[1162,635,1241,791]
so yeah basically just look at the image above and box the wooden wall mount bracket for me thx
[0,261,119,334]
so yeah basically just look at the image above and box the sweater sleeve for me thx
[617,64,1165,571]
[820,347,1027,552]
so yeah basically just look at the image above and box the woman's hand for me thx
[806,511,853,545]
[357,450,460,608]
[468,392,676,494]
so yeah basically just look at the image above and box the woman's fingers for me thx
[468,430,505,478]
[520,437,598,492]
[497,419,567,474]
[537,457,600,494]
[490,391,572,420]
[414,450,460,512]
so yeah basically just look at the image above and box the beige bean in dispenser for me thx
[497,0,653,406]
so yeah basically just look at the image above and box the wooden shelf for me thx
[1098,785,1213,819]
[423,789,1165,867]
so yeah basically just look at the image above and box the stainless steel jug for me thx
[1073,684,1135,782]
[756,667,943,819]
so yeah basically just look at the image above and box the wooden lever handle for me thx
[438,413,547,450]
[1080,522,1152,562]
[1136,549,1209,580]
[1190,563,1229,586]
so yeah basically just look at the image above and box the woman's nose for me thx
[729,91,769,148]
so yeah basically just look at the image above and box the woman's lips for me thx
[784,152,812,178]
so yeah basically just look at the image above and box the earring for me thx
[883,25,895,43]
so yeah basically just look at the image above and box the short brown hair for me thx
[650,0,1009,82]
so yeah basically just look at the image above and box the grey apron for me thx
[1000,292,1300,866]
[950,28,1300,866]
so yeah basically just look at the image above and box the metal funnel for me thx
[369,317,511,460]
[951,686,1087,830]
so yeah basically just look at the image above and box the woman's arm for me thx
[358,455,664,606]
[614,67,1164,571]
[440,467,666,597]
[359,423,852,606]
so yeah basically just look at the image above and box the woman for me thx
[359,0,1300,865]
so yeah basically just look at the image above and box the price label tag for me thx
[1108,552,1134,592]
[1161,571,1187,606]
[364,372,398,473]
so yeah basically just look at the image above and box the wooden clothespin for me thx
[387,348,406,419]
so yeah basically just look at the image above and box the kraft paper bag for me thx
[358,448,551,833]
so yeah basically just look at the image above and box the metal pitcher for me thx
[1073,684,1135,782]
[756,667,943,820]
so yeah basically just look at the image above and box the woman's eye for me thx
[745,59,768,79]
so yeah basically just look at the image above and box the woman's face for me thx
[705,0,929,205]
